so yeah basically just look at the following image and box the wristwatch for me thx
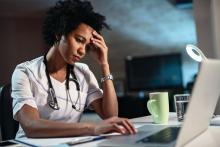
[101,74,114,83]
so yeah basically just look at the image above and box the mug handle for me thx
[147,99,158,118]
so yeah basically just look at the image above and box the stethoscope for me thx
[43,54,83,112]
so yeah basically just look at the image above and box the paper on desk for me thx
[99,132,121,137]
[15,132,123,147]
[16,136,96,146]
[15,124,146,146]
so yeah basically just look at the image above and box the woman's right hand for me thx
[93,116,138,135]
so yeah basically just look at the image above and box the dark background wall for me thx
[0,18,45,84]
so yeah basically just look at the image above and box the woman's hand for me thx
[93,116,138,135]
[90,31,109,65]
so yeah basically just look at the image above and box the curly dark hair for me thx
[42,0,110,46]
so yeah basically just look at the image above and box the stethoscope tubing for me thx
[43,54,82,111]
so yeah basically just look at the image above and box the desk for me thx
[130,112,181,125]
[14,113,220,147]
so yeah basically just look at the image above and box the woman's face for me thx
[58,23,93,64]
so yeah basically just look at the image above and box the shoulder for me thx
[74,62,90,72]
[12,56,44,80]
[15,56,44,72]
[74,62,95,81]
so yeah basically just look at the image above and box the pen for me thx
[14,139,38,147]
[66,136,105,145]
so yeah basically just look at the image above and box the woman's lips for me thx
[72,55,80,62]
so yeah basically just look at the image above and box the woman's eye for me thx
[76,38,81,42]
[76,37,83,43]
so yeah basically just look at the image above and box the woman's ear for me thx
[53,35,61,46]
[55,35,61,42]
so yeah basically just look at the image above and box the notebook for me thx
[99,59,220,147]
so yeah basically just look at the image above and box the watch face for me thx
[101,74,113,82]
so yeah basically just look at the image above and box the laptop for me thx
[99,59,220,147]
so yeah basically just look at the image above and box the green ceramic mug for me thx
[147,92,169,124]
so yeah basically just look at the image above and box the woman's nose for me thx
[77,45,86,56]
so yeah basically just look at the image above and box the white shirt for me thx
[11,56,103,138]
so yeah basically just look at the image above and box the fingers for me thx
[91,37,107,51]
[88,31,109,65]
[92,31,104,42]
[112,123,127,134]
[91,39,106,50]
[91,31,108,50]
[94,123,126,135]
[103,117,137,135]
[95,118,138,135]
[118,119,137,134]
[121,119,137,134]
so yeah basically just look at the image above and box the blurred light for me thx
[186,44,207,62]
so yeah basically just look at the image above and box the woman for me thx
[11,0,137,138]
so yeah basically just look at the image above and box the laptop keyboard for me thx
[137,127,180,143]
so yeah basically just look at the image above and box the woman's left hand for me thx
[90,31,109,65]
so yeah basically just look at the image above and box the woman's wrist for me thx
[101,63,110,76]
[90,123,101,135]
[101,74,113,83]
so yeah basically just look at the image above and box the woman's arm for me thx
[89,31,118,119]
[17,105,136,138]
[91,64,118,119]
[17,105,94,138]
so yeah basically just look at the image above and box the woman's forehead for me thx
[72,23,93,39]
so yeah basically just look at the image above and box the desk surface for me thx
[14,113,220,147]
[130,112,181,125]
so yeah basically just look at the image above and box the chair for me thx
[0,84,19,141]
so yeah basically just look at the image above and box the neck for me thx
[46,46,67,73]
